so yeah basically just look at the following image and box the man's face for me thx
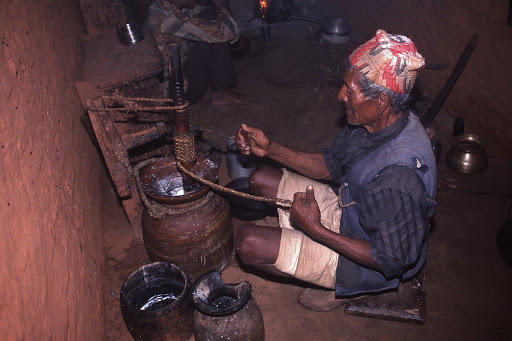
[337,69,380,132]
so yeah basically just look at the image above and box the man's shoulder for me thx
[367,164,427,196]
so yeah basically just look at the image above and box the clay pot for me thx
[139,155,218,205]
[141,192,234,281]
[120,262,194,341]
[192,270,265,341]
[140,156,234,280]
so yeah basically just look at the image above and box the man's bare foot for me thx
[211,89,248,106]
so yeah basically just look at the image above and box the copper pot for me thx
[446,134,488,174]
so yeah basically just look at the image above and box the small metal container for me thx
[226,139,255,180]
[446,134,488,174]
[117,23,144,45]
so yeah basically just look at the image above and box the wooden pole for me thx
[169,44,197,192]
[421,33,478,127]
[169,44,190,132]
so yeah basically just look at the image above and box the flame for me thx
[259,0,268,18]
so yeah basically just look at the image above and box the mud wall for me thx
[0,1,105,339]
[332,0,512,151]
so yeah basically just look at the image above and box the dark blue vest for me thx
[335,113,437,296]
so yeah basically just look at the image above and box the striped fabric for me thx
[322,112,436,278]
[361,164,435,278]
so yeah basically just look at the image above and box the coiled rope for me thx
[90,95,293,209]
[175,161,292,208]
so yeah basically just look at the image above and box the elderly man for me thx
[146,0,246,105]
[235,30,437,311]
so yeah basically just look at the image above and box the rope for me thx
[173,129,197,163]
[86,104,188,112]
[133,158,214,219]
[337,183,356,208]
[175,161,292,208]
[88,94,236,140]
[85,95,189,112]
[190,124,235,140]
[89,94,292,208]
[102,96,177,103]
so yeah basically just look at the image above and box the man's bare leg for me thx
[236,224,291,278]
[236,165,289,276]
[247,164,283,199]
[238,165,349,312]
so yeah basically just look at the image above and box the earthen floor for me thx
[103,21,512,340]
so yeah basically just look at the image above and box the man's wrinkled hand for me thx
[290,185,323,238]
[235,124,272,157]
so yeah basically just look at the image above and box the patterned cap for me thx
[349,29,425,94]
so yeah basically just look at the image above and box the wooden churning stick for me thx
[167,44,292,208]
[168,44,197,192]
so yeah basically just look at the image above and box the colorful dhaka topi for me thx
[349,29,425,94]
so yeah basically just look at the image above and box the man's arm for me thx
[290,165,434,275]
[236,124,332,181]
[290,186,380,270]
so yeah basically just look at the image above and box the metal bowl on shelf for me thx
[289,16,351,44]
[117,23,144,45]
[446,134,488,174]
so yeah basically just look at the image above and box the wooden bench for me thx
[344,267,427,324]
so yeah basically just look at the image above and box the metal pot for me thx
[117,23,144,45]
[289,16,351,44]
[446,134,488,174]
[222,177,275,221]
[226,139,256,180]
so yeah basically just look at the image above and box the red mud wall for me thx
[333,0,512,151]
[0,1,105,339]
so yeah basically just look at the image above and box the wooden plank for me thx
[78,0,127,35]
[121,177,143,240]
[87,100,132,199]
[87,98,145,239]
[121,122,167,149]
[344,268,427,324]
[82,27,163,89]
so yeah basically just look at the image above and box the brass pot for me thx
[446,134,488,174]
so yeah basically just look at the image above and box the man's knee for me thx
[236,225,260,264]
[248,165,283,198]
[236,225,280,265]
